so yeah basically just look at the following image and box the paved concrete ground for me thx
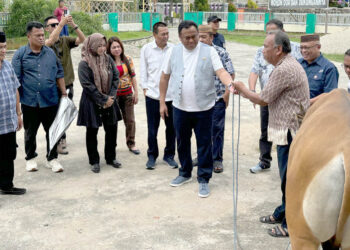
[1,29,348,250]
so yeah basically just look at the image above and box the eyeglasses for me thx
[48,23,59,28]
[300,44,318,51]
[342,63,350,70]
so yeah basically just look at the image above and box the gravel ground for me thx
[0,29,348,250]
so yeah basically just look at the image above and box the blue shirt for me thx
[213,44,234,100]
[251,41,302,89]
[298,54,339,98]
[213,33,225,49]
[0,60,20,135]
[12,44,64,108]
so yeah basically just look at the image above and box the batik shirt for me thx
[0,60,20,135]
[213,44,234,100]
[251,41,302,90]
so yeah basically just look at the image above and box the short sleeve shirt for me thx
[260,55,310,145]
[0,60,20,135]
[50,36,78,86]
[213,33,225,49]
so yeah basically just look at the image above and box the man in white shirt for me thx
[140,22,178,170]
[159,21,233,198]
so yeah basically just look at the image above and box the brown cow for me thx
[286,89,350,249]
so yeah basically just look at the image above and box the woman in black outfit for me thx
[77,33,122,173]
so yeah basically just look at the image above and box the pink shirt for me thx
[54,7,67,21]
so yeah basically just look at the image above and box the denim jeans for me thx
[272,131,292,229]
[173,106,213,183]
[145,97,175,160]
[259,105,272,168]
[212,99,226,162]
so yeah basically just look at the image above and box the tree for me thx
[228,2,237,12]
[194,0,210,11]
[247,0,258,9]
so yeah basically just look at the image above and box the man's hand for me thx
[143,89,147,96]
[61,15,69,26]
[160,102,168,120]
[133,92,138,105]
[17,114,23,131]
[104,96,114,108]
[67,15,75,28]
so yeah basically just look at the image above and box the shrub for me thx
[228,2,237,12]
[194,0,210,11]
[69,11,103,35]
[247,0,258,9]
[5,0,57,37]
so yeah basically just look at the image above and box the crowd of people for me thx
[1,6,350,239]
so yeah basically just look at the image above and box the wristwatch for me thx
[73,26,79,31]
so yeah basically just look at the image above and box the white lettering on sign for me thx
[269,0,327,8]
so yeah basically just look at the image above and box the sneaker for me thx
[192,157,198,167]
[146,156,156,170]
[57,141,68,155]
[213,161,224,173]
[198,182,210,198]
[170,176,192,187]
[163,157,178,169]
[250,162,270,174]
[46,159,64,173]
[26,159,38,172]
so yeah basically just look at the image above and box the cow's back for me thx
[286,89,350,249]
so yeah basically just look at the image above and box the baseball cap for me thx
[207,15,222,23]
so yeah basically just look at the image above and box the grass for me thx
[6,31,152,50]
[222,30,344,63]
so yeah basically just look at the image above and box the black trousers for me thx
[86,122,118,165]
[0,132,17,189]
[173,107,213,183]
[259,105,272,168]
[145,97,176,160]
[22,104,58,161]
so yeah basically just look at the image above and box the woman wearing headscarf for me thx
[77,33,122,173]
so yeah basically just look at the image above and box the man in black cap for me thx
[0,31,26,195]
[207,15,225,49]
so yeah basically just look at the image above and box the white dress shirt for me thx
[140,40,174,101]
[162,43,223,112]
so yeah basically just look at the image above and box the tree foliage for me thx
[247,0,258,9]
[5,0,57,37]
[69,11,103,35]
[228,2,237,12]
[194,0,210,11]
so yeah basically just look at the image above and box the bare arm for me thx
[56,78,67,96]
[248,72,259,91]
[159,72,170,119]
[45,16,68,47]
[16,89,22,131]
[215,68,233,86]
[223,73,235,108]
[68,16,85,45]
[233,81,268,106]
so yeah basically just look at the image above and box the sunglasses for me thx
[48,23,59,28]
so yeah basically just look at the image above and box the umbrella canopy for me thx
[49,96,78,152]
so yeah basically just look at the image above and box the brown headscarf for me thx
[81,33,110,94]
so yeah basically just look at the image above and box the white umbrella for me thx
[49,96,78,152]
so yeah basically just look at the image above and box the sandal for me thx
[213,161,224,173]
[268,225,289,238]
[259,215,282,224]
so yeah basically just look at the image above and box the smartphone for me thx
[64,9,69,16]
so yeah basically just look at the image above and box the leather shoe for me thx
[129,148,140,155]
[1,187,26,195]
[91,163,100,173]
[107,159,122,168]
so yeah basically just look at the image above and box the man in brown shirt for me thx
[44,14,85,154]
[232,30,310,237]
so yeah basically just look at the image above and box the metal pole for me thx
[325,9,328,34]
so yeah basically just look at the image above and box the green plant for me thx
[69,11,103,35]
[228,2,237,12]
[0,0,4,11]
[5,0,57,37]
[247,0,258,9]
[190,3,194,11]
[194,0,210,11]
